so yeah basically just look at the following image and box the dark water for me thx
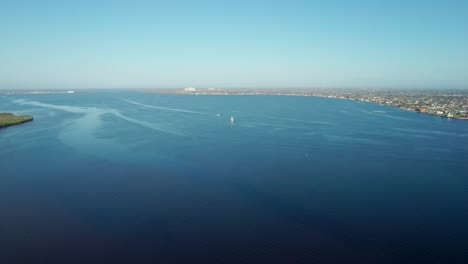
[1,91,467,263]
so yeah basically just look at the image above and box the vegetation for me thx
[0,113,33,128]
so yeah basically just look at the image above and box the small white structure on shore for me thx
[184,87,197,92]
[67,91,74,94]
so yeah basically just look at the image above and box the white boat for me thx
[230,116,234,124]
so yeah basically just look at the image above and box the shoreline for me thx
[140,89,468,120]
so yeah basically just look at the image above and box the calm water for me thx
[1,91,467,263]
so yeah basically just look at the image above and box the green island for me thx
[0,113,33,129]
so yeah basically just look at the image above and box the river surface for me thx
[1,91,467,263]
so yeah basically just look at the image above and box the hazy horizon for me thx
[1,0,467,90]
[2,86,468,91]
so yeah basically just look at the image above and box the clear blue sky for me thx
[1,0,467,89]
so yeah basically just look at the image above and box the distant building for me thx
[184,87,197,92]
[67,91,74,94]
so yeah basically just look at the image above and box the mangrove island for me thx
[0,113,33,129]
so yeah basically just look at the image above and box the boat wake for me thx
[123,99,214,115]
[245,114,336,125]
[12,99,183,159]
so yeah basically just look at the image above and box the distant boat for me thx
[230,116,234,124]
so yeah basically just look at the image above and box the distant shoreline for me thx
[1,88,467,120]
[139,88,468,120]
[0,90,76,95]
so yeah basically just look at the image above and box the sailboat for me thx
[230,116,234,124]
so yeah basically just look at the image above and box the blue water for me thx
[1,91,467,263]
